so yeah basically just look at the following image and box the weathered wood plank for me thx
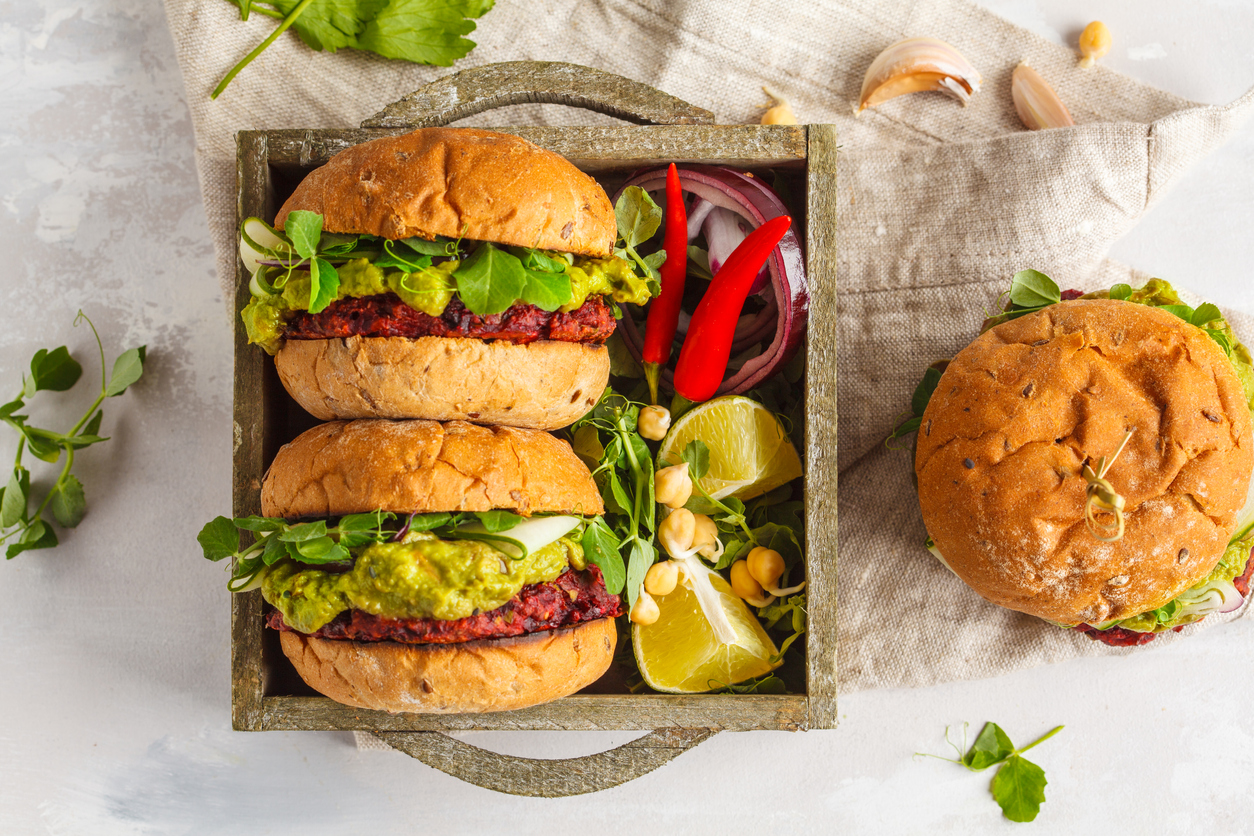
[361,61,715,129]
[231,117,834,741]
[261,126,808,172]
[804,124,840,730]
[380,728,717,797]
[258,694,807,732]
[231,131,272,732]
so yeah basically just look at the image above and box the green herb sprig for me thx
[197,508,589,591]
[1,313,146,558]
[214,0,496,99]
[919,722,1064,823]
[246,212,579,316]
[613,186,666,291]
[570,390,656,604]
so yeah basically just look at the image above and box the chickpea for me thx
[654,462,693,509]
[658,507,696,557]
[630,589,660,625]
[637,405,671,441]
[691,513,719,558]
[730,560,766,602]
[644,560,680,597]
[1078,21,1112,69]
[746,546,785,589]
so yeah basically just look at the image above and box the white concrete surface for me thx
[1,1,1252,833]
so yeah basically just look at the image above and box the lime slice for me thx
[658,396,802,500]
[633,568,780,694]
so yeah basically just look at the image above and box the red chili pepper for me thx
[672,215,791,403]
[643,163,688,405]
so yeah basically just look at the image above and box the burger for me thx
[238,128,652,431]
[253,418,620,713]
[912,278,1254,646]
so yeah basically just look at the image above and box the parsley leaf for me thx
[214,0,494,99]
[355,0,487,65]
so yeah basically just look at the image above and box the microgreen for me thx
[919,722,1063,823]
[0,313,146,558]
[613,186,666,287]
[453,242,528,315]
[213,0,495,99]
[569,389,658,602]
[199,508,603,591]
[243,212,584,317]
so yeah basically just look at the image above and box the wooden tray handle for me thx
[361,61,714,129]
[377,727,717,796]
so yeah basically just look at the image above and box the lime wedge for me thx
[632,568,780,694]
[657,396,802,500]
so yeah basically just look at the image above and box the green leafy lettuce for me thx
[238,212,651,355]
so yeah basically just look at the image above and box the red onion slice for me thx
[614,165,809,397]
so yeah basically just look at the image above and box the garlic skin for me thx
[1011,63,1074,130]
[1078,21,1112,69]
[857,37,982,114]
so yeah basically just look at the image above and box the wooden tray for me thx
[231,61,838,796]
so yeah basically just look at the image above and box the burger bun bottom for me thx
[279,618,617,713]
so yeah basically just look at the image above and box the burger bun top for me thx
[915,299,1254,626]
[274,128,616,257]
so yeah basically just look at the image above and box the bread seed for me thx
[1022,383,1034,397]
[1108,575,1129,586]
[1178,548,1190,563]
[1203,411,1221,423]
[963,458,975,469]
[1032,339,1049,346]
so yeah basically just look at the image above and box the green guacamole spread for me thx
[241,249,651,355]
[260,532,583,634]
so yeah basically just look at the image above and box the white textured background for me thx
[1,1,1253,833]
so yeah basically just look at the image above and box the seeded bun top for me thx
[262,419,606,520]
[915,299,1253,626]
[274,128,616,257]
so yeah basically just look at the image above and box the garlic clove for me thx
[1011,62,1074,130]
[857,37,982,114]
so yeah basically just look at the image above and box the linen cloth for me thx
[162,0,1254,696]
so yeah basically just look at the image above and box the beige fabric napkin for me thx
[162,0,1254,696]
